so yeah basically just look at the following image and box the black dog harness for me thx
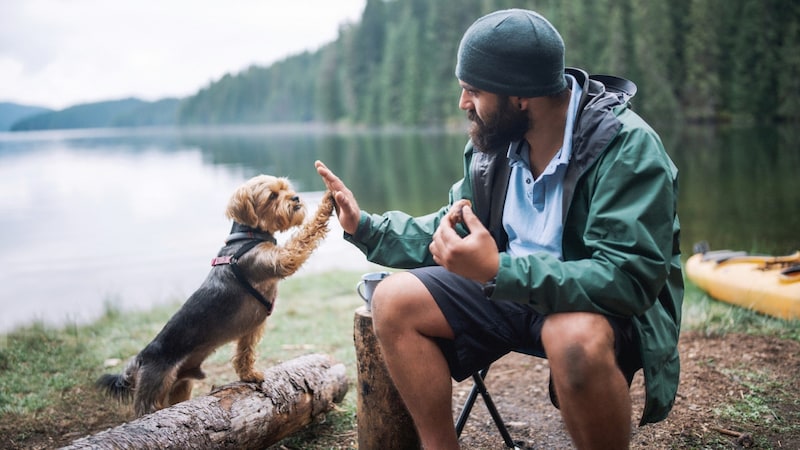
[210,222,278,315]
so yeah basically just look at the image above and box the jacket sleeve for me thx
[344,187,474,269]
[491,117,678,317]
[344,209,443,268]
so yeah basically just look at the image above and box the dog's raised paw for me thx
[320,190,336,216]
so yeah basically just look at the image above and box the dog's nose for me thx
[291,196,300,202]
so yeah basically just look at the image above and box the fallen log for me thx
[62,353,348,450]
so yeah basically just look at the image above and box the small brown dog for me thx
[97,174,335,417]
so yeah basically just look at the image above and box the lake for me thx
[0,124,797,332]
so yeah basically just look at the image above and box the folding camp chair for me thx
[456,348,640,448]
[455,365,521,449]
[455,348,545,449]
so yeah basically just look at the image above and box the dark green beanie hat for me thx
[455,9,567,97]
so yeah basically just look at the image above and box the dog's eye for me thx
[268,192,279,201]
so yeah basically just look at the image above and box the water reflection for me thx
[178,127,466,214]
[668,124,800,255]
[0,124,797,332]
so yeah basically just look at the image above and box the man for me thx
[316,8,682,450]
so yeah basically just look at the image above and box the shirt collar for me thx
[506,74,582,168]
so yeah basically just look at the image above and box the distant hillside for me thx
[9,98,180,131]
[111,98,181,127]
[0,103,52,131]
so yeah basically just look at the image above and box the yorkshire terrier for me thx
[97,174,335,417]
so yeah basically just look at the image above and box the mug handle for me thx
[356,281,368,302]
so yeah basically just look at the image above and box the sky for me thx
[0,0,366,110]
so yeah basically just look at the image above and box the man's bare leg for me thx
[542,312,632,449]
[371,272,459,450]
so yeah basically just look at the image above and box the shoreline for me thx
[0,210,382,334]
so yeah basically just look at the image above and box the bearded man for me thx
[316,9,683,450]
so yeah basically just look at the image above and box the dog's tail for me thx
[96,357,140,402]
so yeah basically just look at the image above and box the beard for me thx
[467,96,530,154]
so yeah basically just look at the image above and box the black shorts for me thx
[410,266,642,386]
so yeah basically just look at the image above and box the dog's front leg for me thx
[233,321,267,383]
[272,191,335,278]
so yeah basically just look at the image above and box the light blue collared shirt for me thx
[503,74,582,259]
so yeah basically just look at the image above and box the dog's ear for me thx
[226,182,260,227]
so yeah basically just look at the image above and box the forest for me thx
[8,0,798,131]
[177,0,800,127]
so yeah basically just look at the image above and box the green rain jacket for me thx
[345,68,683,425]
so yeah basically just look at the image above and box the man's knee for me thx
[541,313,617,388]
[371,273,424,335]
[370,272,453,342]
[372,273,411,318]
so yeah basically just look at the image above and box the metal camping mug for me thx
[356,271,391,311]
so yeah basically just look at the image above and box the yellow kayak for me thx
[686,249,800,320]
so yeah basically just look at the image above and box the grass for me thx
[0,270,365,448]
[682,282,800,448]
[0,269,797,448]
[713,368,800,448]
[681,281,799,341]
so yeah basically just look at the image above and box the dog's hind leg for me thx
[168,378,194,406]
[167,365,206,405]
[133,362,177,417]
[233,321,266,383]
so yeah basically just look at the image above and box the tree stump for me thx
[354,306,421,449]
[62,353,348,449]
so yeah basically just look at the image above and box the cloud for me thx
[0,0,364,109]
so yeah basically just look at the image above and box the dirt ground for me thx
[454,331,800,449]
[2,331,798,449]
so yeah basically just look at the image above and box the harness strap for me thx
[211,229,276,315]
[226,222,277,245]
[210,255,232,265]
[229,241,275,314]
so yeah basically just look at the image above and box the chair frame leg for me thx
[455,366,518,448]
